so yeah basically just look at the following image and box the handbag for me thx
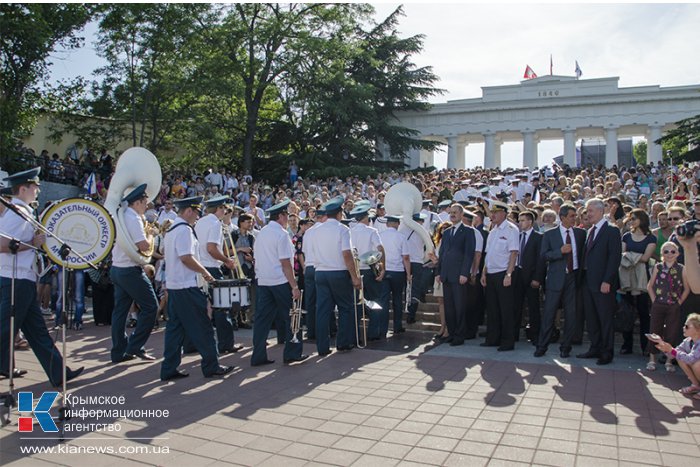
[614,299,636,333]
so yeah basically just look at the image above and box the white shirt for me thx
[485,219,520,273]
[380,227,410,272]
[438,211,450,223]
[194,213,223,268]
[559,225,579,270]
[0,198,37,281]
[399,224,425,263]
[302,222,320,267]
[157,209,177,225]
[254,220,294,286]
[112,207,148,267]
[589,218,608,243]
[453,188,470,202]
[373,216,388,233]
[313,219,352,272]
[164,218,199,290]
[464,221,484,253]
[350,222,383,270]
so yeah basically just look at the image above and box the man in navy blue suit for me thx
[435,203,475,346]
[578,198,622,365]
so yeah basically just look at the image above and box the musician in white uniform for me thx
[349,205,386,341]
[161,196,234,380]
[401,213,429,324]
[301,208,326,340]
[379,215,411,336]
[109,183,159,363]
[311,197,361,354]
[195,195,242,354]
[0,168,83,385]
[251,199,307,366]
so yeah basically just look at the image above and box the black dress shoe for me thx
[406,316,416,324]
[440,336,453,343]
[221,344,245,354]
[53,366,84,387]
[251,359,275,367]
[131,351,157,361]
[337,345,354,352]
[576,351,600,359]
[596,357,613,365]
[284,354,309,364]
[113,354,136,363]
[318,350,332,357]
[394,328,406,334]
[480,342,498,347]
[449,339,464,346]
[534,348,546,357]
[161,370,189,381]
[464,334,477,340]
[208,365,235,377]
[0,368,28,378]
[560,349,571,358]
[497,346,515,352]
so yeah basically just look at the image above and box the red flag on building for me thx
[523,65,537,79]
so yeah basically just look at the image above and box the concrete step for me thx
[417,302,439,313]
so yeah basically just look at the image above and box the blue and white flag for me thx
[84,172,97,195]
[575,60,582,79]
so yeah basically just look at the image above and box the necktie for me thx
[518,232,526,267]
[586,226,597,252]
[565,229,573,273]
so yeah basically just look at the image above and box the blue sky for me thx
[48,2,700,169]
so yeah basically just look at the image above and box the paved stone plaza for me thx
[1,323,699,466]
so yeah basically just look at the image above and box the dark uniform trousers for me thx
[109,266,158,362]
[251,283,303,365]
[360,267,384,340]
[161,287,220,378]
[0,278,63,385]
[485,271,516,348]
[303,265,317,339]
[382,270,407,333]
[407,262,423,319]
[315,270,354,353]
[206,267,237,352]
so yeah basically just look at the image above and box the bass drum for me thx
[40,198,116,270]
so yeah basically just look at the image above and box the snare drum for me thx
[211,278,251,308]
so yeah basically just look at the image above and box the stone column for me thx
[484,132,496,168]
[494,138,502,169]
[605,126,618,168]
[522,131,538,169]
[456,141,466,169]
[407,147,421,169]
[563,129,577,167]
[647,125,663,165]
[446,136,458,169]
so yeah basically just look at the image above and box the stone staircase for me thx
[389,294,442,334]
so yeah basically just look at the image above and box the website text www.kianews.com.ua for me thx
[19,444,170,455]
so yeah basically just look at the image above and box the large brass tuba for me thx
[104,147,162,266]
[384,181,434,258]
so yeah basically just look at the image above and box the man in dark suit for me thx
[534,204,585,358]
[436,203,476,346]
[513,210,542,343]
[578,198,622,365]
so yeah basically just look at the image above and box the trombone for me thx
[222,223,246,279]
[290,290,305,343]
[352,248,368,349]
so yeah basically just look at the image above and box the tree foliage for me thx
[0,3,94,168]
[633,140,647,165]
[657,114,700,163]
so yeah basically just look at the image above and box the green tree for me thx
[633,140,647,165]
[0,3,94,167]
[657,114,700,163]
[89,3,208,154]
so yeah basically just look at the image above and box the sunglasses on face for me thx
[662,250,678,254]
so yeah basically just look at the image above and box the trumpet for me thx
[290,290,305,344]
[404,275,412,316]
[352,248,368,349]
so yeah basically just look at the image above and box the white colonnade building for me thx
[388,76,700,169]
